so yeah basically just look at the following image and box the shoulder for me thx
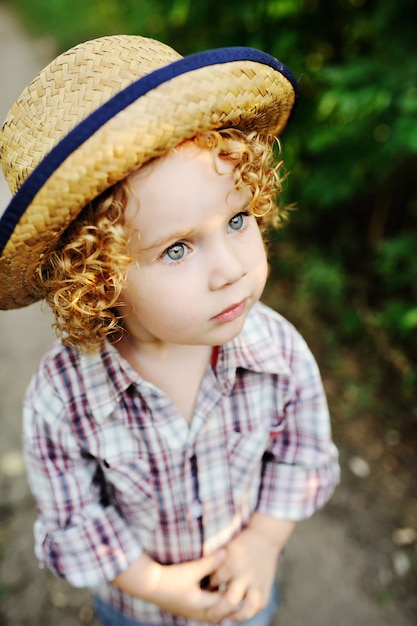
[238,301,323,383]
[24,340,84,421]
[25,339,135,427]
[29,339,82,392]
[245,301,310,356]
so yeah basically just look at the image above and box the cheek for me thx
[124,266,197,319]
[250,231,269,280]
[259,253,269,285]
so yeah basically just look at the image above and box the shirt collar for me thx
[79,341,138,423]
[215,302,291,390]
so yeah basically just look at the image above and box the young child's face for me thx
[117,142,268,347]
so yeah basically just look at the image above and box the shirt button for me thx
[188,499,203,519]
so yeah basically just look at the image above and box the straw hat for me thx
[0,34,297,309]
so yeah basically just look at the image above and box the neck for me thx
[117,333,212,361]
[115,337,213,424]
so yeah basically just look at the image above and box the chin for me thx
[212,318,247,346]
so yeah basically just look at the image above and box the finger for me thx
[208,572,230,591]
[189,550,226,582]
[229,588,265,622]
[208,562,231,590]
[206,580,247,623]
[199,589,224,609]
[202,576,228,592]
[224,580,247,609]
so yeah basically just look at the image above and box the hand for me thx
[113,550,229,622]
[207,514,295,622]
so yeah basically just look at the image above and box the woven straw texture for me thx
[0,35,296,309]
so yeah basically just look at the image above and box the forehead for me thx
[123,142,249,245]
[128,140,234,185]
[125,143,239,214]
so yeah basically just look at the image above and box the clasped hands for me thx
[114,513,294,623]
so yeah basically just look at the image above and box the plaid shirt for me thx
[23,301,339,625]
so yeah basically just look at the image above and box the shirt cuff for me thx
[35,503,142,588]
[257,448,340,521]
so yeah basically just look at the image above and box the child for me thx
[0,35,339,626]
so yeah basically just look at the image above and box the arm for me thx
[113,550,229,622]
[23,375,141,587]
[209,318,339,622]
[207,513,295,622]
[257,327,340,521]
[23,362,234,623]
[26,397,232,621]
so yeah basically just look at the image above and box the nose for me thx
[208,238,246,291]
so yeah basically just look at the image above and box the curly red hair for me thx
[37,129,288,352]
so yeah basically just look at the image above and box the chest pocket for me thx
[226,426,270,514]
[101,456,158,531]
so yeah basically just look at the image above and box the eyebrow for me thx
[138,201,252,253]
[139,228,196,253]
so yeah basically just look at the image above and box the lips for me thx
[211,299,247,323]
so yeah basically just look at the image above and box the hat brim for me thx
[0,44,297,309]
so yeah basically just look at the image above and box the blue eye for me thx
[229,213,246,231]
[164,242,186,261]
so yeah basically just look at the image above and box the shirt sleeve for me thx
[256,329,340,521]
[23,376,142,588]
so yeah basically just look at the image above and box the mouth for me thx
[211,299,247,324]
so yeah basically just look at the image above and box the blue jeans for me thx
[93,584,279,626]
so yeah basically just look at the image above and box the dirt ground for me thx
[0,5,416,625]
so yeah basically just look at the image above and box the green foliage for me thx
[7,0,417,394]
[375,234,417,353]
